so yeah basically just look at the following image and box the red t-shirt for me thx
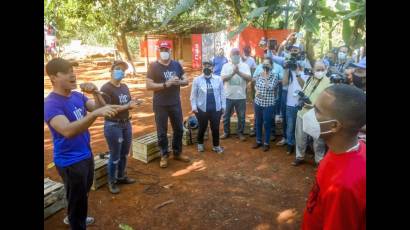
[302,141,366,230]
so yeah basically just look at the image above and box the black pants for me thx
[195,109,222,146]
[56,157,94,230]
[153,104,183,156]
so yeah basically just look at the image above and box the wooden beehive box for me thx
[230,117,252,135]
[182,127,209,146]
[91,154,109,190]
[44,178,66,219]
[132,132,171,163]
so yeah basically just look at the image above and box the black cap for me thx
[45,58,78,76]
[111,60,129,70]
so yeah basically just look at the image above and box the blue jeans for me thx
[285,106,298,146]
[104,121,132,183]
[223,99,246,135]
[255,103,274,145]
[281,89,288,138]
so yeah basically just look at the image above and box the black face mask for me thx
[203,67,212,76]
[352,73,366,90]
[263,65,271,72]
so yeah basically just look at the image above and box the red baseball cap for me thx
[159,41,171,49]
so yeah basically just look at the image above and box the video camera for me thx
[268,39,277,50]
[327,70,349,84]
[294,90,312,111]
[284,51,305,70]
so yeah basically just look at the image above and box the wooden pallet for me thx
[132,132,171,163]
[229,117,252,135]
[91,155,108,191]
[182,127,209,146]
[44,178,66,219]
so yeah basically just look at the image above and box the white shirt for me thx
[221,62,251,100]
[243,56,257,70]
[286,71,309,107]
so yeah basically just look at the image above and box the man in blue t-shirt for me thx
[146,42,191,168]
[44,58,120,230]
[212,48,228,76]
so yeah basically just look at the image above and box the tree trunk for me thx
[305,31,315,67]
[328,21,333,51]
[115,31,137,76]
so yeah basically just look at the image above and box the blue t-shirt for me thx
[212,56,228,76]
[205,78,216,112]
[147,60,184,107]
[44,91,92,167]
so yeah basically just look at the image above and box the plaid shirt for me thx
[254,70,279,107]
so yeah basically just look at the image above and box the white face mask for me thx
[160,51,170,60]
[314,71,326,79]
[302,109,337,139]
[338,52,347,60]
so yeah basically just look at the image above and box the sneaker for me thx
[64,216,95,225]
[238,134,246,141]
[212,146,224,154]
[116,177,136,184]
[252,142,263,149]
[287,145,295,155]
[291,159,305,166]
[160,156,168,168]
[108,182,120,194]
[263,144,270,152]
[276,138,286,146]
[197,144,205,152]
[173,155,190,162]
[220,133,230,139]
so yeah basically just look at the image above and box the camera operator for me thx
[292,61,332,167]
[281,44,310,154]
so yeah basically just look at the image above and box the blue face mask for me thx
[113,69,124,80]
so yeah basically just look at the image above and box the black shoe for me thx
[263,144,270,152]
[108,182,120,194]
[291,159,304,166]
[252,143,263,149]
[116,177,136,184]
[287,145,295,155]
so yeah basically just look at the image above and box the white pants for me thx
[295,116,326,164]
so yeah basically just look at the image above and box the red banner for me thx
[191,34,202,69]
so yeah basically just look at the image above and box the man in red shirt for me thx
[301,84,366,230]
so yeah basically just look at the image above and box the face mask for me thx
[352,73,365,90]
[338,52,347,60]
[203,67,212,76]
[113,69,124,80]
[160,51,170,60]
[302,109,337,139]
[231,55,240,64]
[314,71,326,79]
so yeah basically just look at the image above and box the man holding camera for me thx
[220,48,252,141]
[146,42,191,168]
[292,61,331,167]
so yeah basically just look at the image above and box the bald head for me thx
[318,84,366,134]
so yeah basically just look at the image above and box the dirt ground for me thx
[44,62,317,230]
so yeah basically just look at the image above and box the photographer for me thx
[281,44,310,154]
[333,45,354,74]
[347,57,366,92]
[292,61,332,167]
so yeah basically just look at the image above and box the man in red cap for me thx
[146,41,190,168]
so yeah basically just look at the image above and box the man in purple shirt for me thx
[44,58,119,230]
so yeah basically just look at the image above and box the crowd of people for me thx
[44,33,366,229]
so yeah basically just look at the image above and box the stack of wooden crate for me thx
[91,154,109,190]
[230,117,252,135]
[182,127,209,146]
[44,178,66,219]
[132,132,171,163]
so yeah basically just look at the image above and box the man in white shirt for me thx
[220,48,252,141]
